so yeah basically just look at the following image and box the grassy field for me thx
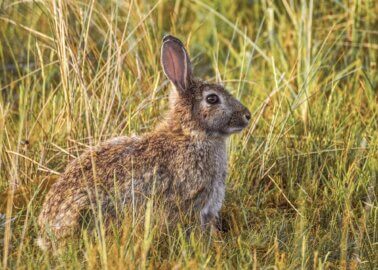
[0,0,377,269]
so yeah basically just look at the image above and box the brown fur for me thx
[37,35,250,249]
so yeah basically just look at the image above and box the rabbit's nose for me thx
[243,110,251,124]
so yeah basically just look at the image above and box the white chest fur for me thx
[199,139,227,228]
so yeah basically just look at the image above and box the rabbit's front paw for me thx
[200,211,215,231]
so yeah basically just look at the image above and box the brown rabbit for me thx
[37,35,250,249]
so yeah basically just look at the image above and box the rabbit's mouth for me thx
[223,126,246,134]
[223,109,250,135]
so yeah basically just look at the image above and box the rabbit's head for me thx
[161,35,250,136]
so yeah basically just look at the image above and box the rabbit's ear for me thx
[161,35,193,93]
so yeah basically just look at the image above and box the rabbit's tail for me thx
[36,236,50,251]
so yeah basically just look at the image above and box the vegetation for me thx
[0,0,377,268]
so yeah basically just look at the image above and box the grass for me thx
[0,0,377,268]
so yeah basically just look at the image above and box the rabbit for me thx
[37,35,251,250]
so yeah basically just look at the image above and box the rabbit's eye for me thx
[206,94,220,104]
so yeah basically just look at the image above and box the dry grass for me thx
[0,0,377,269]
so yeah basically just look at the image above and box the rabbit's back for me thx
[37,136,142,235]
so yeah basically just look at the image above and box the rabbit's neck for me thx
[156,91,214,138]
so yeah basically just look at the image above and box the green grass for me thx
[0,0,377,269]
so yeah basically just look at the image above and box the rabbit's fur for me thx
[37,35,250,249]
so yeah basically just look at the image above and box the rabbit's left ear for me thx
[161,35,193,93]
